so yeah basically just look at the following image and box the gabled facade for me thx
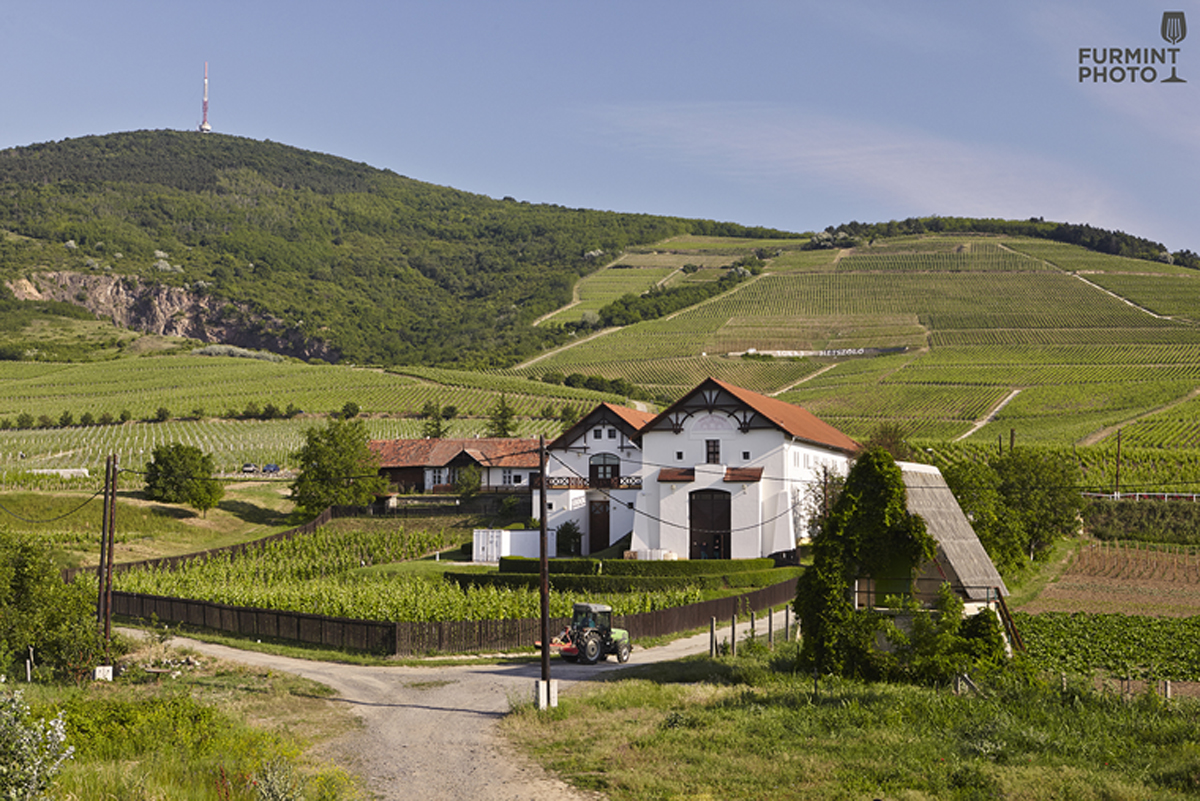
[632,378,861,559]
[369,438,539,493]
[540,403,656,555]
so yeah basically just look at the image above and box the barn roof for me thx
[900,462,1009,600]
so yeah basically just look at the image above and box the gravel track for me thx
[173,611,789,800]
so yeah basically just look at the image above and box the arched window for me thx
[589,453,620,483]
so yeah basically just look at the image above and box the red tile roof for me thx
[705,378,860,454]
[369,438,540,469]
[602,402,657,431]
[548,402,656,451]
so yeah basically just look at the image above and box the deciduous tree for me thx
[290,418,386,516]
[144,443,224,517]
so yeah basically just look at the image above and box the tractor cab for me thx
[572,602,612,634]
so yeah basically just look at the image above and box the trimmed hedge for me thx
[446,566,803,594]
[496,557,776,577]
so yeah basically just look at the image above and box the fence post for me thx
[710,617,716,658]
[768,608,774,648]
[730,609,737,657]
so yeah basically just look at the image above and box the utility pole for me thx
[96,455,111,624]
[1115,428,1122,499]
[104,455,118,641]
[536,436,556,708]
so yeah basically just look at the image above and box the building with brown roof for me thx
[369,438,539,493]
[541,402,656,555]
[631,377,862,559]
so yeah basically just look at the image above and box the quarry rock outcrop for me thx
[8,271,339,362]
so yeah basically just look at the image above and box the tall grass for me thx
[505,646,1200,799]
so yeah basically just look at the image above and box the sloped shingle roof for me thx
[900,462,1009,600]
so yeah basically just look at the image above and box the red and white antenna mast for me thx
[198,62,212,133]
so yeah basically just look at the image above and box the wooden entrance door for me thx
[689,490,731,559]
[589,500,610,554]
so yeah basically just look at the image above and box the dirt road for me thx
[174,611,788,800]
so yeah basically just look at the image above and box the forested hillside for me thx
[0,131,795,366]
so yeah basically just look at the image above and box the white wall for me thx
[633,415,851,558]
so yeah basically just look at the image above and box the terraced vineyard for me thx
[1084,272,1200,321]
[6,232,1200,469]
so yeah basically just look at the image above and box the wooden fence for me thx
[113,578,799,657]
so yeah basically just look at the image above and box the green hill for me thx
[0,130,794,367]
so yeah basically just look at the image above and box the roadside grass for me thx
[19,635,365,800]
[504,645,1200,800]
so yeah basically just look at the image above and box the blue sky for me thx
[3,1,1196,250]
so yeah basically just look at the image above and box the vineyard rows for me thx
[390,365,620,403]
[1003,239,1192,275]
[513,355,822,396]
[0,416,567,475]
[835,249,1046,273]
[886,363,1200,387]
[1072,541,1200,582]
[917,344,1200,366]
[114,524,705,622]
[931,327,1200,347]
[1084,272,1200,320]
[780,383,1008,424]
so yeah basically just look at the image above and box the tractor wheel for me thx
[617,640,631,663]
[580,632,602,664]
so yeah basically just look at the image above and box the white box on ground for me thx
[473,529,555,562]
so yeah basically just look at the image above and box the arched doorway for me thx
[689,489,731,559]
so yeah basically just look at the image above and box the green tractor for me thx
[551,602,632,664]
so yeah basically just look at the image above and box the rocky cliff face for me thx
[8,271,340,362]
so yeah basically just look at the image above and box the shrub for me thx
[0,683,74,799]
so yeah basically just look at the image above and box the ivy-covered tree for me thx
[144,443,224,517]
[795,448,936,678]
[290,418,386,516]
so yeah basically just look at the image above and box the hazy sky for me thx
[3,1,1196,250]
